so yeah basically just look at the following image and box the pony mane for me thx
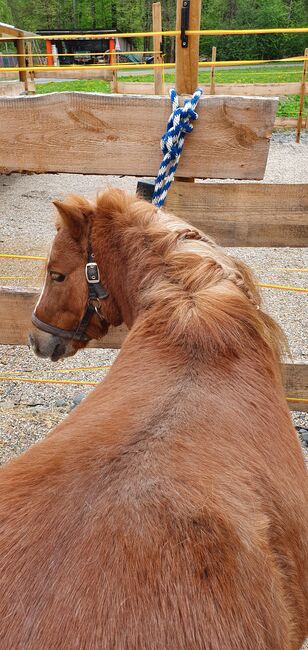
[95,189,286,367]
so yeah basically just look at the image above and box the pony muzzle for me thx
[29,330,71,362]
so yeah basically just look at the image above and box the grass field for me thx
[35,64,307,119]
[120,63,303,85]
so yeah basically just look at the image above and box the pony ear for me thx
[53,196,94,241]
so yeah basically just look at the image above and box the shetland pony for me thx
[0,189,307,649]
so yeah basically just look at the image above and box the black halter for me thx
[31,244,108,342]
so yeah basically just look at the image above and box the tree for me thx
[0,0,13,24]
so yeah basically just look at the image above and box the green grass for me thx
[35,79,110,94]
[119,64,302,85]
[35,66,307,118]
[276,94,308,118]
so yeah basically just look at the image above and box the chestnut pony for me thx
[1,189,307,649]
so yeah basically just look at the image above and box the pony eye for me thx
[50,271,65,282]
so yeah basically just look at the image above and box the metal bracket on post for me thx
[181,0,190,48]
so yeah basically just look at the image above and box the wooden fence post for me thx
[210,46,216,94]
[152,2,164,95]
[175,0,201,95]
[110,39,118,94]
[175,0,201,182]
[26,42,36,93]
[296,48,308,143]
[16,32,27,91]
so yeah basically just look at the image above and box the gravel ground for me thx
[0,138,307,647]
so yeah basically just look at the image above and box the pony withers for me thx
[1,189,307,649]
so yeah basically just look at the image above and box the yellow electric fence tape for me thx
[1,255,307,293]
[1,26,308,40]
[0,375,306,404]
[1,55,307,73]
[2,50,162,57]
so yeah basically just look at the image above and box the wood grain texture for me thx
[0,24,22,37]
[152,2,163,95]
[274,117,298,128]
[34,69,112,80]
[0,93,277,179]
[116,81,299,97]
[175,0,201,95]
[0,81,24,96]
[165,182,308,247]
[296,48,308,143]
[283,363,308,412]
[0,286,306,411]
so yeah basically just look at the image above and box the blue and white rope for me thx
[152,88,203,208]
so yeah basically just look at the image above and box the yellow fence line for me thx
[0,365,111,375]
[1,27,308,41]
[256,283,308,293]
[0,276,34,280]
[1,63,173,72]
[1,55,307,74]
[0,253,47,261]
[1,50,162,58]
[1,256,307,293]
[0,374,306,404]
[0,375,97,386]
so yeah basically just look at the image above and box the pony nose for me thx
[29,331,66,361]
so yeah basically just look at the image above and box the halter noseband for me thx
[31,244,108,342]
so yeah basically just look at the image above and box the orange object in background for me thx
[46,39,53,66]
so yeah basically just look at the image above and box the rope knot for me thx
[152,88,203,208]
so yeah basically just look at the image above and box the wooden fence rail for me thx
[166,182,308,247]
[0,287,306,412]
[0,93,277,180]
[116,81,301,97]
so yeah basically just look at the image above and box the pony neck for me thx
[91,192,283,378]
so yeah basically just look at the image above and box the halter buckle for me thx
[85,262,100,283]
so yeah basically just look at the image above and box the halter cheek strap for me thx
[31,244,109,342]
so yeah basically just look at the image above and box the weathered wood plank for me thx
[175,0,201,95]
[274,117,298,128]
[165,182,308,247]
[35,69,112,80]
[152,2,163,95]
[116,81,300,97]
[0,80,24,96]
[283,363,308,412]
[0,286,306,411]
[0,93,277,179]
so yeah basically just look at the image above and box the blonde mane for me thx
[95,189,285,367]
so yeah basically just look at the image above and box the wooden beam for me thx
[274,117,298,128]
[109,41,118,94]
[176,0,201,94]
[0,286,306,411]
[296,47,308,144]
[0,93,277,179]
[165,182,308,247]
[0,81,24,96]
[152,2,163,95]
[34,69,113,80]
[16,33,27,85]
[284,363,308,412]
[210,46,216,95]
[116,81,300,97]
[0,24,21,38]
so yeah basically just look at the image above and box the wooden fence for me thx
[116,81,301,97]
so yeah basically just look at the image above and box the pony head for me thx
[29,194,122,361]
